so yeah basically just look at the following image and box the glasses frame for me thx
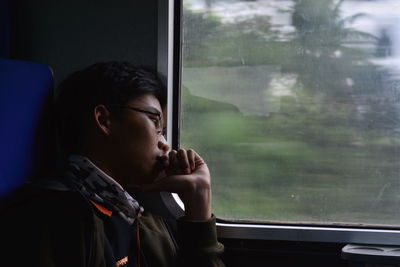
[107,104,165,136]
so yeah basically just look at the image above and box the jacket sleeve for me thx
[176,215,225,267]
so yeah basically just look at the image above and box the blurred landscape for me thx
[180,0,400,225]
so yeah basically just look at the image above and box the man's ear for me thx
[93,105,112,135]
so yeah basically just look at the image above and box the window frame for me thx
[158,0,400,246]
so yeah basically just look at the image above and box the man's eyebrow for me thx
[132,99,163,116]
[141,105,162,116]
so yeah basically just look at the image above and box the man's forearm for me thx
[182,187,212,221]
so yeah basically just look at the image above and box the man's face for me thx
[108,93,169,187]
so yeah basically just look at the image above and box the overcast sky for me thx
[185,0,400,71]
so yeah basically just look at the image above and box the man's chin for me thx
[136,169,165,187]
[155,169,166,181]
[124,163,165,189]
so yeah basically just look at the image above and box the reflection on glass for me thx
[181,0,400,225]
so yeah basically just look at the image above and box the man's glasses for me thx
[107,105,164,136]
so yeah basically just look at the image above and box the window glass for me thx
[180,0,400,225]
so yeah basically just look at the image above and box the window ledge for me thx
[217,222,400,245]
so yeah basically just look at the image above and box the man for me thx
[1,61,224,267]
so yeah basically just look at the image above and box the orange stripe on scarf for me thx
[89,199,112,217]
[116,256,128,266]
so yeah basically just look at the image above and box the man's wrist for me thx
[183,187,212,221]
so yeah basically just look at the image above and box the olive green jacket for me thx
[0,183,225,267]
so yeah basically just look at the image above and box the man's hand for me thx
[143,149,212,221]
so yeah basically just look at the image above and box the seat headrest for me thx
[0,58,54,197]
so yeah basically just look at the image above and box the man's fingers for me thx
[177,149,191,174]
[166,150,178,175]
[187,149,196,171]
[167,149,193,175]
[163,148,207,177]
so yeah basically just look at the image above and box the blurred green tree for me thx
[182,5,221,64]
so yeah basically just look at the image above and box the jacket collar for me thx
[65,155,143,225]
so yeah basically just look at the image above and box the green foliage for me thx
[288,0,377,103]
[183,7,221,62]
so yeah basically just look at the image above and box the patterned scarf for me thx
[64,155,143,225]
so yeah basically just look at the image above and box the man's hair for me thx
[55,61,167,155]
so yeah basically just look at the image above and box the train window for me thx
[177,0,400,234]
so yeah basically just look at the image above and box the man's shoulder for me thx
[0,179,94,220]
[0,180,106,267]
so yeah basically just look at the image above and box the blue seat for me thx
[0,58,55,198]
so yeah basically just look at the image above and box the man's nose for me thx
[158,135,170,155]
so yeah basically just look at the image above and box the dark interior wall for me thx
[5,0,160,185]
[0,0,10,57]
[10,0,159,86]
